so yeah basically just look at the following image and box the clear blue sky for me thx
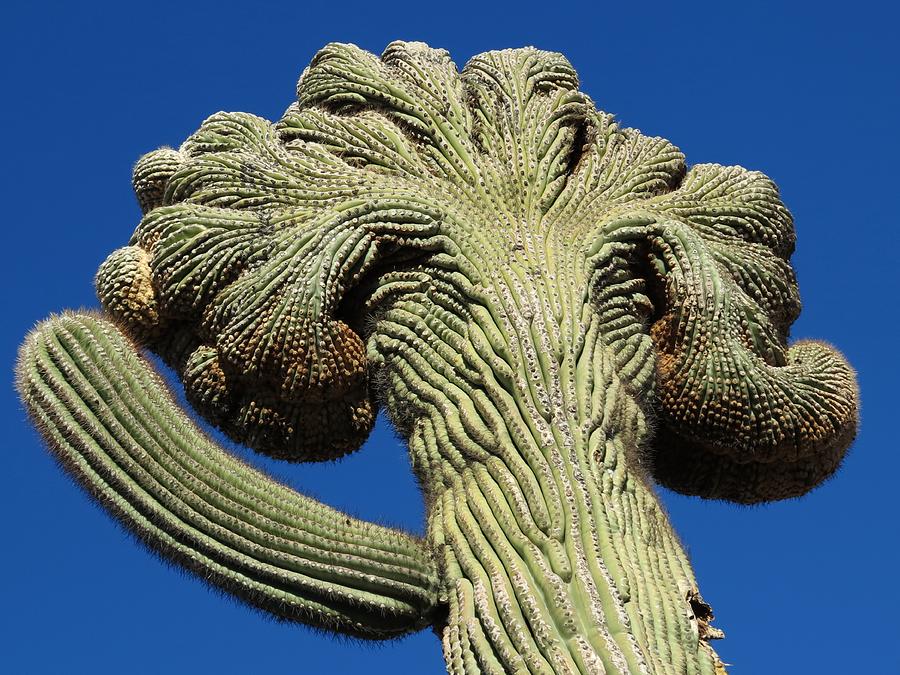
[3,1,897,673]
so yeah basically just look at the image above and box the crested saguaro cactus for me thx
[18,42,858,673]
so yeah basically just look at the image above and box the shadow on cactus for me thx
[17,41,857,673]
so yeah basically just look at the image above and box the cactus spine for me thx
[18,42,857,674]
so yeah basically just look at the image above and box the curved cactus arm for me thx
[17,311,441,638]
[642,164,858,503]
[644,217,857,499]
[580,162,859,504]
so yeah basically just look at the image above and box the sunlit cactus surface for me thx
[17,41,858,674]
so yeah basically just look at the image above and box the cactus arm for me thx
[640,164,859,502]
[16,311,441,639]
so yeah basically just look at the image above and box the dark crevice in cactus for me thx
[338,247,435,328]
[562,113,593,187]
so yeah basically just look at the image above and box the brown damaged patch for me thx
[688,588,725,642]
[688,589,728,673]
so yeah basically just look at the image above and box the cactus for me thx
[17,41,858,674]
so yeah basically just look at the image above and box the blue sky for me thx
[3,1,897,673]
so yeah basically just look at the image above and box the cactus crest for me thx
[19,40,857,674]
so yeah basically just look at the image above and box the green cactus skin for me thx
[17,41,858,674]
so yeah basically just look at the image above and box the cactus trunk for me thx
[429,460,716,674]
[371,250,721,673]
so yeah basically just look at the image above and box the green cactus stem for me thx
[18,41,857,674]
[17,312,440,637]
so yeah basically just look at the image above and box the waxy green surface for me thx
[18,42,857,674]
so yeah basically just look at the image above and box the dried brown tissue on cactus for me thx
[17,40,858,674]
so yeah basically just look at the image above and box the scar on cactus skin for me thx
[18,41,857,674]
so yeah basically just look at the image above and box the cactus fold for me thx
[18,41,857,674]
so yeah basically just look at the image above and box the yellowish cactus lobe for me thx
[132,147,185,214]
[95,245,160,342]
